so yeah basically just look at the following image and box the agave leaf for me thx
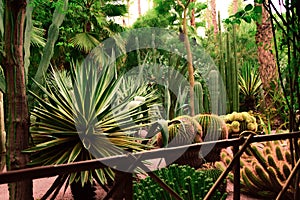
[55,148,73,165]
[24,138,71,152]
[68,143,82,163]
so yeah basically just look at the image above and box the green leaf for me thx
[70,32,100,53]
[235,10,245,18]
[224,18,231,24]
[254,0,263,3]
[245,4,253,12]
[68,142,83,163]
[253,5,262,14]
[243,16,252,23]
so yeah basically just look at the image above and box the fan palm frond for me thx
[70,32,100,53]
[31,25,46,47]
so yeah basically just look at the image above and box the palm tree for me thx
[255,1,279,121]
[2,1,33,199]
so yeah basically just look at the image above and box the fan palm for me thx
[24,57,157,199]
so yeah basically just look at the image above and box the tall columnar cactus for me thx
[231,25,239,112]
[216,140,294,199]
[223,28,239,113]
[208,70,220,115]
[194,81,204,114]
[133,164,227,200]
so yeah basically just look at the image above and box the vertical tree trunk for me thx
[190,0,196,27]
[138,0,141,16]
[210,0,218,35]
[233,0,238,14]
[3,1,33,199]
[177,0,195,116]
[0,91,5,154]
[206,0,212,30]
[255,2,278,106]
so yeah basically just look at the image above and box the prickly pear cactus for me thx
[215,140,294,199]
[133,164,227,200]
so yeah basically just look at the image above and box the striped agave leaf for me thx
[24,57,157,198]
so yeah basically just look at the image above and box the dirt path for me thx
[0,177,263,200]
[0,177,73,200]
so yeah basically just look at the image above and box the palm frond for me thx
[70,32,100,53]
[31,25,46,47]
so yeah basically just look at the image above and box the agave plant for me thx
[238,62,262,111]
[24,57,157,199]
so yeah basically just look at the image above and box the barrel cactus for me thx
[146,115,203,168]
[193,114,228,162]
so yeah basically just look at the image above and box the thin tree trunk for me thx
[138,0,141,16]
[190,0,196,27]
[177,0,195,116]
[233,0,238,14]
[206,0,212,30]
[3,0,33,199]
[210,0,218,35]
[0,91,5,153]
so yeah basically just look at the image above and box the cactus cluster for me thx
[133,164,227,200]
[153,114,228,167]
[223,111,258,138]
[216,140,295,199]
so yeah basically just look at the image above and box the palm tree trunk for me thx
[210,0,218,35]
[255,2,283,128]
[0,91,5,154]
[233,0,238,14]
[255,2,278,106]
[3,0,33,199]
[138,0,141,16]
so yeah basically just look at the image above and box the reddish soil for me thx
[0,177,263,200]
[0,157,262,200]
